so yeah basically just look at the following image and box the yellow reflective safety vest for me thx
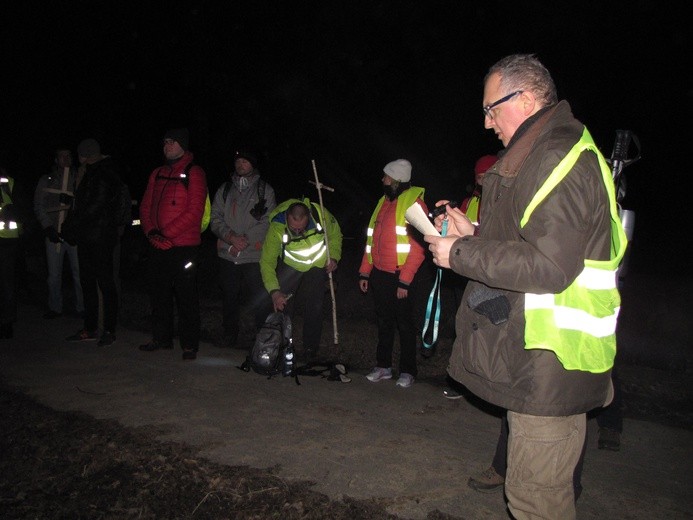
[464,195,481,224]
[522,128,627,373]
[0,176,21,239]
[365,186,425,267]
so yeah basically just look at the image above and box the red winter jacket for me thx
[140,152,207,247]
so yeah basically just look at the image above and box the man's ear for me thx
[520,90,538,116]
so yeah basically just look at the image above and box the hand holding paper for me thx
[405,202,439,236]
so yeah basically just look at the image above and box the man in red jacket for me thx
[138,128,208,360]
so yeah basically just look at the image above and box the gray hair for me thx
[485,54,558,108]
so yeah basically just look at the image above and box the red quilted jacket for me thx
[140,152,207,247]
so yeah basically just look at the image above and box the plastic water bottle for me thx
[283,340,294,377]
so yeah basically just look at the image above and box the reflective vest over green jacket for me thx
[260,198,343,293]
[0,176,21,239]
[365,186,425,267]
[522,128,627,373]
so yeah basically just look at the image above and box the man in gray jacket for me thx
[33,148,84,319]
[426,54,627,519]
[210,150,276,348]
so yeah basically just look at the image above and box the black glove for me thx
[147,228,163,239]
[59,193,74,205]
[44,226,61,243]
[467,285,511,325]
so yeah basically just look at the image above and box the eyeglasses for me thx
[163,139,177,146]
[482,90,523,119]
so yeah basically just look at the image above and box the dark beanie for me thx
[164,128,190,151]
[234,149,258,168]
[77,138,101,158]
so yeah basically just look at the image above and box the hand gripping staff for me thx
[310,160,339,345]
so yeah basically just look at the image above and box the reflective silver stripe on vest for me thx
[525,266,619,338]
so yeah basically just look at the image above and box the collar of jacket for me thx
[495,102,562,179]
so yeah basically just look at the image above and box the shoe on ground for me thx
[43,310,63,319]
[139,341,173,351]
[598,428,621,451]
[98,331,116,347]
[396,373,415,388]
[468,466,505,493]
[182,349,197,360]
[366,367,392,382]
[443,387,463,399]
[66,329,98,342]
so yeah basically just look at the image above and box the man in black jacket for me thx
[62,138,125,347]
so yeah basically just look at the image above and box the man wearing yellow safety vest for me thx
[426,54,627,520]
[260,198,342,361]
[359,159,428,389]
[0,171,24,339]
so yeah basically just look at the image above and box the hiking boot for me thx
[66,329,98,342]
[396,373,415,388]
[467,466,505,493]
[98,331,116,347]
[43,310,62,319]
[139,341,173,351]
[182,349,197,360]
[598,428,621,451]
[366,367,392,382]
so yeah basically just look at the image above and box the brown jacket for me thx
[448,101,614,416]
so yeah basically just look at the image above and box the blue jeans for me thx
[45,238,84,313]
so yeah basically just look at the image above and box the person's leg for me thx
[0,241,18,329]
[506,411,585,520]
[148,247,175,346]
[275,262,306,354]
[218,258,241,343]
[395,284,418,377]
[173,246,200,351]
[492,414,509,477]
[244,262,270,331]
[369,268,397,369]
[66,243,84,313]
[78,244,99,332]
[300,266,327,353]
[596,369,623,450]
[94,241,118,333]
[45,239,64,313]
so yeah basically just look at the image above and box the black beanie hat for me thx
[164,128,189,151]
[77,138,101,158]
[234,149,258,168]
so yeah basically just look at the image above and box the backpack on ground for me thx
[239,312,293,378]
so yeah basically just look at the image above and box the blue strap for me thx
[422,219,447,349]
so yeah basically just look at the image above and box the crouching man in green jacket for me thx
[260,198,342,361]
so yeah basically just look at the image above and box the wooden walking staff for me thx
[310,160,338,345]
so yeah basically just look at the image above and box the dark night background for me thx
[1,1,689,275]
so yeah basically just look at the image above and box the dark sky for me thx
[2,1,689,273]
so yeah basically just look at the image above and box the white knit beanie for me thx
[383,159,411,182]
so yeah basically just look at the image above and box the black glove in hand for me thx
[58,193,74,205]
[44,226,62,243]
[467,285,511,325]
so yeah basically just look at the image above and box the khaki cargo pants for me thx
[506,411,586,520]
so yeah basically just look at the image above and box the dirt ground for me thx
[1,238,691,519]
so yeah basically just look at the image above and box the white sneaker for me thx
[396,373,414,388]
[366,367,392,382]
